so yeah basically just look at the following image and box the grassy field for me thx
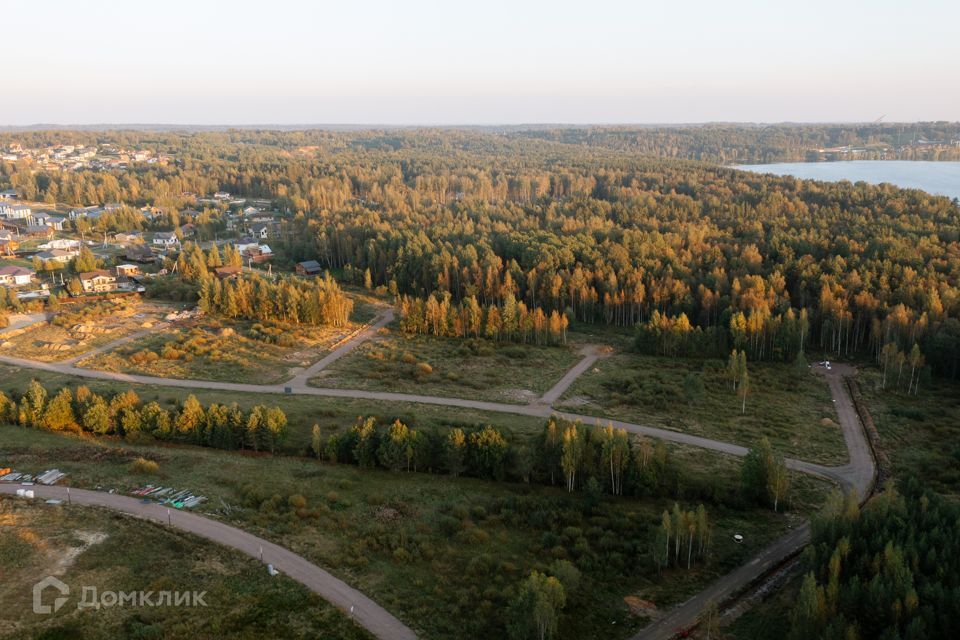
[0,299,175,363]
[0,495,369,640]
[556,353,847,465]
[857,367,960,497]
[310,329,583,404]
[78,318,353,385]
[0,425,829,640]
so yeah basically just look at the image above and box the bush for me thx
[416,362,433,376]
[128,457,160,475]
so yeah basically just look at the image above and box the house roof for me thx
[79,269,114,281]
[0,265,33,277]
[297,260,322,271]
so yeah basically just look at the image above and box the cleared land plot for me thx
[0,426,828,640]
[858,368,960,497]
[310,329,583,404]
[0,494,370,640]
[78,318,359,385]
[556,353,847,465]
[0,298,174,362]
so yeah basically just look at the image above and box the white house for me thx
[0,265,34,287]
[0,204,31,219]
[39,238,81,250]
[68,206,104,220]
[28,212,65,230]
[152,231,180,248]
[0,189,16,200]
[35,248,79,264]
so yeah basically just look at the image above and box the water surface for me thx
[734,161,960,200]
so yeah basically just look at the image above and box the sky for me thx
[3,0,958,125]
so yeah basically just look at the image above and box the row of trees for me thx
[653,503,711,575]
[396,293,569,345]
[879,342,926,394]
[310,416,692,500]
[197,272,353,327]
[6,381,288,453]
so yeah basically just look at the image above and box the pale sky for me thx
[3,0,958,125]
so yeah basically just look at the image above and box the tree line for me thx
[5,381,288,453]
[396,293,569,345]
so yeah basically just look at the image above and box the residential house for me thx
[28,212,65,230]
[124,245,155,263]
[0,189,16,199]
[79,269,117,293]
[240,244,272,264]
[115,264,141,278]
[152,231,180,249]
[68,206,104,220]
[214,265,243,280]
[0,230,19,255]
[0,265,34,287]
[25,225,55,239]
[242,206,260,217]
[39,238,80,250]
[249,223,269,239]
[35,248,79,264]
[0,204,31,219]
[103,202,123,212]
[178,223,196,238]
[295,260,323,276]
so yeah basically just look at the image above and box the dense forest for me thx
[792,481,960,640]
[2,128,960,379]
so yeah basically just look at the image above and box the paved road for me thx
[630,364,875,640]
[536,344,608,405]
[0,484,416,640]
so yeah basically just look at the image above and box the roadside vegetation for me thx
[0,424,827,640]
[0,495,370,640]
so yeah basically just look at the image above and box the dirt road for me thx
[630,363,874,640]
[0,323,875,639]
[0,484,416,640]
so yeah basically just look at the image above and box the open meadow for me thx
[0,425,829,640]
[309,328,583,404]
[556,353,847,465]
[0,494,369,640]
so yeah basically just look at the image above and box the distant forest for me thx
[2,127,959,378]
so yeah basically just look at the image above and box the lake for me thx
[734,161,960,200]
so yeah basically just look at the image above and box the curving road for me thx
[0,315,876,640]
[630,363,874,640]
[0,484,415,640]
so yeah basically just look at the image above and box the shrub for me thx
[128,457,160,475]
[416,362,433,376]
